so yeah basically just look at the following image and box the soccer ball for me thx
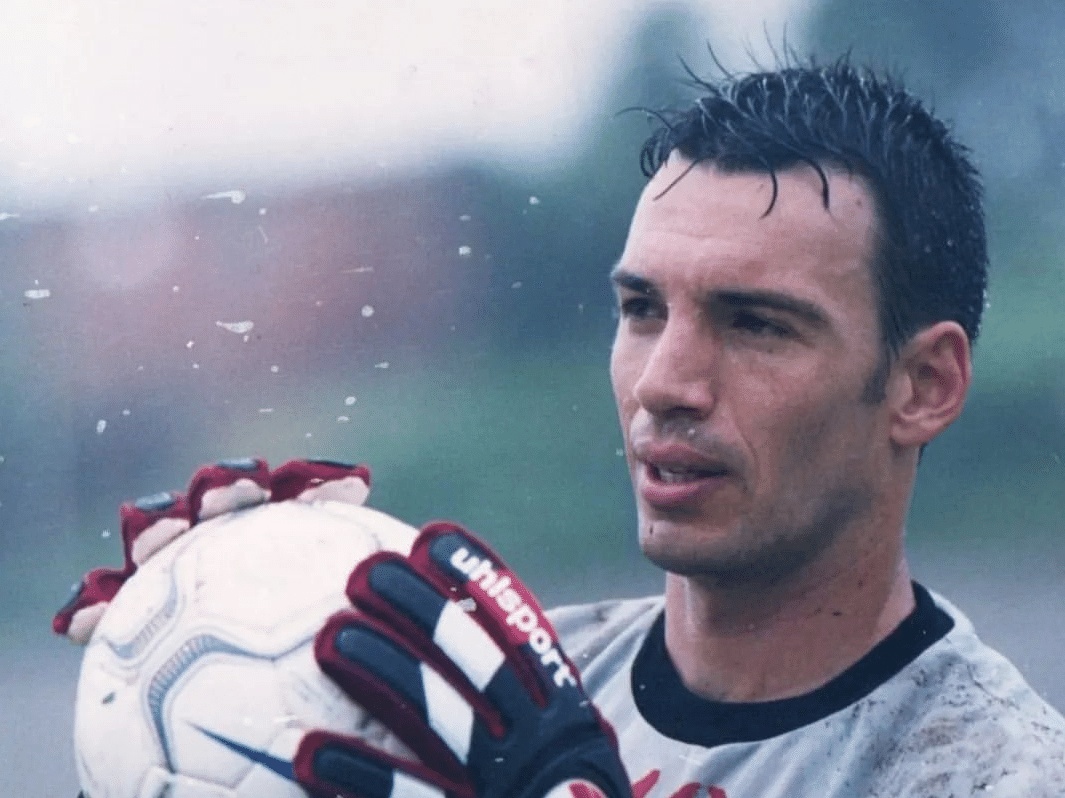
[73,500,418,798]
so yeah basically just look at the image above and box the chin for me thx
[638,516,832,586]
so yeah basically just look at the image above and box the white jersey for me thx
[549,583,1065,798]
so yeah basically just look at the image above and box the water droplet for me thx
[615,448,624,457]
[361,305,374,318]
[259,408,274,414]
[459,214,472,222]
[374,362,390,369]
[96,419,107,435]
[101,529,111,539]
[186,340,195,349]
[337,416,350,423]
[458,245,472,257]
[202,189,246,204]
[216,320,254,334]
[24,288,50,300]
[344,396,356,406]
[528,196,540,205]
[270,365,280,373]
[121,409,131,416]
[258,207,268,216]
[172,285,180,293]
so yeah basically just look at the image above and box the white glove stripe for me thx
[391,769,448,798]
[129,517,190,566]
[198,479,271,520]
[433,600,506,691]
[421,663,475,764]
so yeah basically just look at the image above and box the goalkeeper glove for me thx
[297,520,632,798]
[52,457,371,643]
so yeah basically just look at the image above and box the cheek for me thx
[609,340,638,417]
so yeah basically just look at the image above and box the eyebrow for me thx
[610,267,831,329]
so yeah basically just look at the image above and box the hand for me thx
[52,457,371,643]
[296,521,632,798]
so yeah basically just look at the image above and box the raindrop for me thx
[459,214,472,222]
[344,396,356,406]
[374,362,390,369]
[101,529,111,539]
[337,416,350,423]
[96,420,107,435]
[121,409,131,416]
[512,281,523,289]
[270,365,280,373]
[361,305,374,318]
[216,320,254,335]
[259,408,275,414]
[458,245,472,257]
[186,340,195,349]
[528,196,540,205]
[24,288,50,300]
[202,189,246,204]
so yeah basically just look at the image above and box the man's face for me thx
[610,158,893,583]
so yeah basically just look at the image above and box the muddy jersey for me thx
[549,583,1065,798]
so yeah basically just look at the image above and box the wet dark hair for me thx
[639,55,988,364]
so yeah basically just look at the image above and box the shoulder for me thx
[876,589,1065,795]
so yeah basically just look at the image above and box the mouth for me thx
[638,460,732,508]
[651,463,728,484]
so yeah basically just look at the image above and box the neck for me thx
[662,526,914,702]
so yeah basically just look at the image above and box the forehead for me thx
[620,158,879,308]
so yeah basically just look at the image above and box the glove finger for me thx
[52,567,127,641]
[268,459,371,505]
[315,608,498,780]
[119,491,191,568]
[407,522,579,701]
[186,458,272,522]
[53,490,190,641]
[347,553,525,734]
[296,730,474,798]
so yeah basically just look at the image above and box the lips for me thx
[632,441,735,508]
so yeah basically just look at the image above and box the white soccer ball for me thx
[73,500,418,798]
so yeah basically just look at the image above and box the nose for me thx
[630,317,718,419]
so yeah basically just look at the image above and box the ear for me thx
[888,321,972,448]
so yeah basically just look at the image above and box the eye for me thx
[616,294,664,322]
[732,311,789,338]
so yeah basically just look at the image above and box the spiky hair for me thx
[639,56,987,356]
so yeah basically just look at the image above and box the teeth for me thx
[657,467,707,484]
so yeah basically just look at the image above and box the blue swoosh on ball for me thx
[193,724,297,782]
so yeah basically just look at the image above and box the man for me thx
[547,58,1065,796]
[58,58,1065,797]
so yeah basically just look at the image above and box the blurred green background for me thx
[1,1,1063,793]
